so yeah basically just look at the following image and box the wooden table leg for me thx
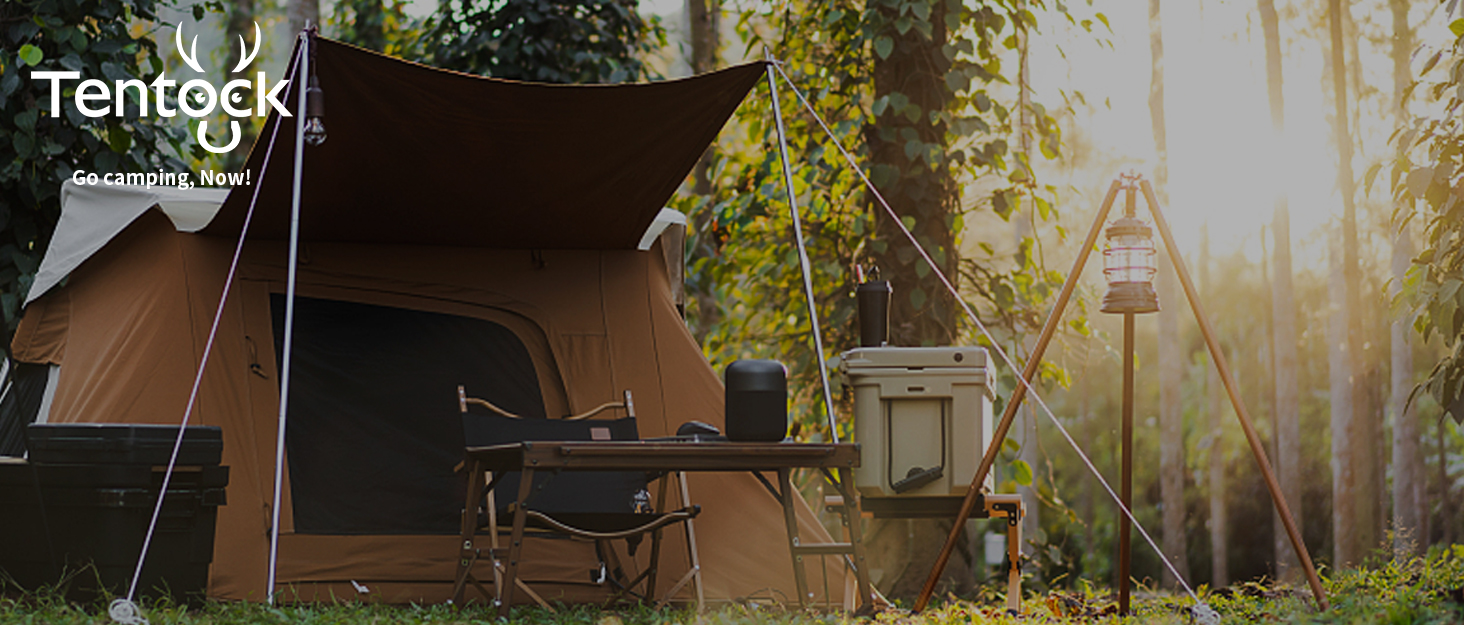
[452,459,485,606]
[983,495,1023,613]
[499,468,535,619]
[644,470,670,603]
[834,468,874,615]
[778,468,811,609]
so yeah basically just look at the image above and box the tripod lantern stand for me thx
[912,173,1329,613]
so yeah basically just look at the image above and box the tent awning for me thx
[202,38,765,249]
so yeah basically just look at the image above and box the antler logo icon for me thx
[175,22,205,73]
[233,22,261,74]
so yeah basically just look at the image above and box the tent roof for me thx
[202,38,765,249]
[26,182,687,306]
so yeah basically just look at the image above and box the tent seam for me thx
[643,253,667,434]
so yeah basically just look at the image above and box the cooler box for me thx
[0,424,227,602]
[841,346,993,499]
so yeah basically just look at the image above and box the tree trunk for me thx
[1440,418,1456,546]
[1329,0,1371,567]
[287,0,319,40]
[1015,0,1041,558]
[1390,0,1423,558]
[1151,0,1189,591]
[867,0,958,348]
[1328,233,1356,566]
[224,0,258,171]
[685,0,721,331]
[688,0,719,196]
[1202,225,1227,588]
[1259,0,1303,583]
[863,0,965,598]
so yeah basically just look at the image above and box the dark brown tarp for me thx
[203,38,766,249]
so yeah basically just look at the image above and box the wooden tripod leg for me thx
[914,179,1123,613]
[1141,179,1329,611]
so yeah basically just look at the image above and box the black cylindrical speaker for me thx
[724,360,788,442]
[856,280,892,347]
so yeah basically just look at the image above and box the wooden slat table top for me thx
[463,441,860,472]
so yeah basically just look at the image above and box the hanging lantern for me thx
[1100,216,1160,314]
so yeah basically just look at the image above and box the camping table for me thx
[451,441,873,616]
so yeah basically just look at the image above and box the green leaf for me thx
[1452,19,1464,38]
[872,95,890,117]
[909,286,926,310]
[1423,51,1444,76]
[909,1,929,21]
[1408,167,1435,201]
[17,44,43,67]
[1364,162,1384,196]
[874,36,894,60]
[1011,459,1033,486]
[107,125,132,154]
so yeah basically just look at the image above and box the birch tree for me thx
[1151,0,1190,590]
[1389,0,1422,557]
[1328,0,1372,566]
[1259,0,1302,582]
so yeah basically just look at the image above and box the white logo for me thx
[32,22,290,154]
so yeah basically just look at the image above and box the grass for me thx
[3,546,1461,624]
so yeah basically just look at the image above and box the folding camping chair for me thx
[452,386,701,610]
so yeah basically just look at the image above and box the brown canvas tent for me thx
[3,39,852,606]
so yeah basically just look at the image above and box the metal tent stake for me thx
[913,174,1328,613]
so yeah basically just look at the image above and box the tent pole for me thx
[267,28,311,605]
[765,57,839,443]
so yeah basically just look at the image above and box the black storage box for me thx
[0,424,228,602]
[26,424,223,466]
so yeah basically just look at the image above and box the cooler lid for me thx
[840,346,988,370]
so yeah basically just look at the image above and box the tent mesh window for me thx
[270,295,547,535]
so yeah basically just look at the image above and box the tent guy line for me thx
[108,40,301,625]
[768,61,1217,621]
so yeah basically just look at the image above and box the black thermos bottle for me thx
[856,280,892,347]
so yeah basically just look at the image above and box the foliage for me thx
[680,2,1099,439]
[0,0,191,338]
[4,548,1463,622]
[419,0,666,83]
[327,0,427,59]
[1389,16,1464,425]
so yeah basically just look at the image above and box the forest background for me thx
[2,0,1463,603]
